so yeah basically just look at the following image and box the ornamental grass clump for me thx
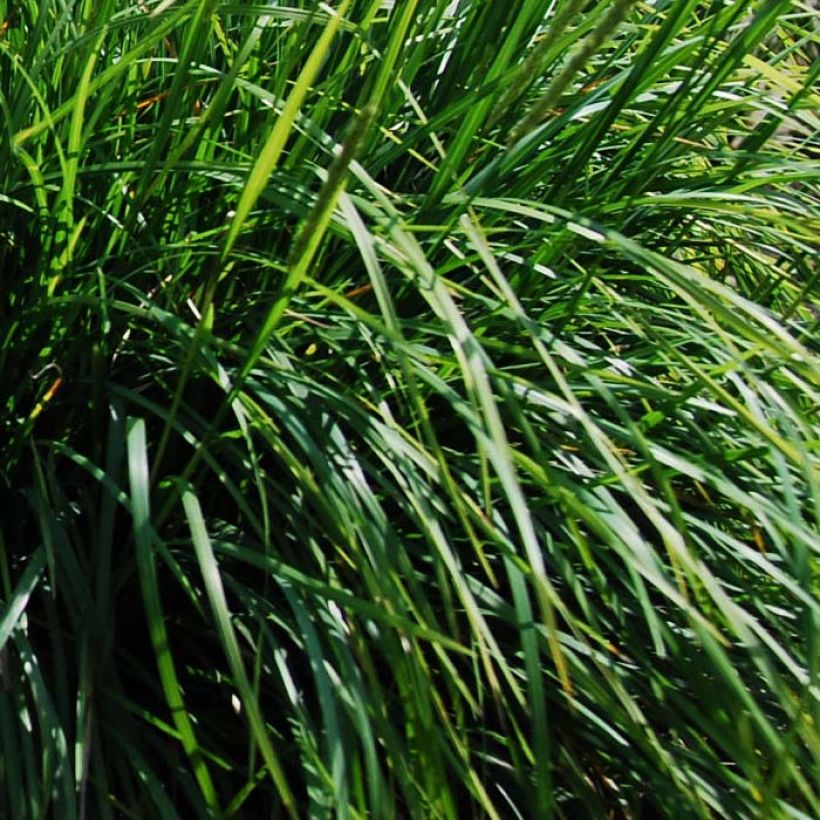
[0,1,818,817]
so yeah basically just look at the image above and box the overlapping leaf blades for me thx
[0,0,817,817]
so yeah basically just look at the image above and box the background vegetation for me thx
[1,0,818,817]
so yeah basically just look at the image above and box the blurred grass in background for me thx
[0,0,818,817]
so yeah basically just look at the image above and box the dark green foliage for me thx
[0,1,818,817]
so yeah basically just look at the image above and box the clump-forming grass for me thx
[1,1,818,817]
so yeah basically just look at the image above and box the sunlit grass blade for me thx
[180,482,298,818]
[126,417,220,816]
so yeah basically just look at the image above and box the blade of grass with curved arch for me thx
[125,417,219,817]
[180,483,298,819]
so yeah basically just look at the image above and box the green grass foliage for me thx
[1,0,818,817]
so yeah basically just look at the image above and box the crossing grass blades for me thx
[0,0,818,817]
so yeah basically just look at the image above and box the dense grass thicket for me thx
[1,0,818,816]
